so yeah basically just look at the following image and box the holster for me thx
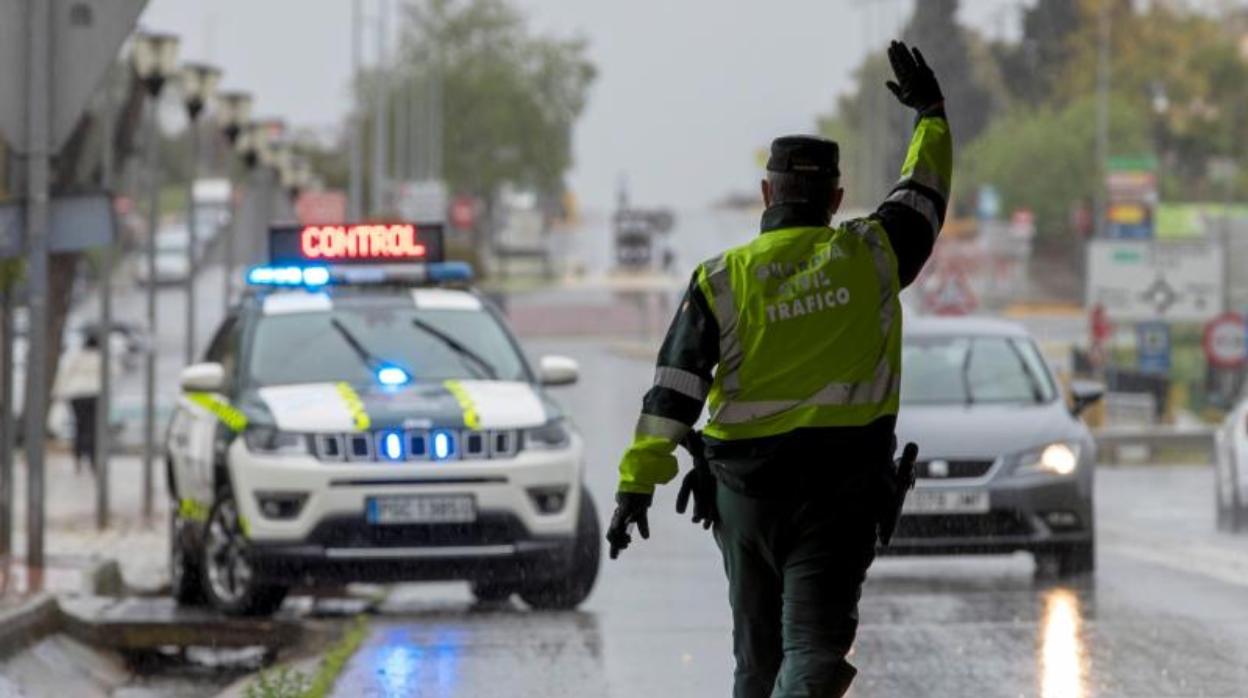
[877,442,918,547]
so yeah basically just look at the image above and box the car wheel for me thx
[1036,541,1095,579]
[520,487,601,611]
[170,510,206,606]
[471,582,516,603]
[201,491,288,616]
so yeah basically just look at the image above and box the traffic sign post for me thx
[0,0,146,567]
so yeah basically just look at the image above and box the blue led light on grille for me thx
[381,431,404,461]
[431,430,455,460]
[376,365,410,387]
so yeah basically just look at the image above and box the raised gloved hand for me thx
[606,492,652,559]
[885,41,944,114]
[676,431,718,529]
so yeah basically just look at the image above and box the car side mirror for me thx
[1069,379,1105,418]
[538,355,579,387]
[180,362,225,393]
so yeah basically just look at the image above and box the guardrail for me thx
[1094,425,1217,464]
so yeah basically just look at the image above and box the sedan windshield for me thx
[901,335,1057,406]
[247,305,529,387]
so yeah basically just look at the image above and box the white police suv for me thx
[166,223,598,615]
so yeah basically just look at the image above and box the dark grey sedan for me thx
[885,316,1103,577]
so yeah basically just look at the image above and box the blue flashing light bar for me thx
[376,365,411,387]
[247,265,330,288]
[246,262,473,288]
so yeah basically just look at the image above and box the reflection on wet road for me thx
[330,340,1248,697]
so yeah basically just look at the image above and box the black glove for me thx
[676,431,718,529]
[606,492,652,559]
[885,41,944,114]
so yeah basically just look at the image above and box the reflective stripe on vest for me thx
[653,366,710,401]
[711,355,897,424]
[185,392,248,433]
[701,254,745,396]
[636,413,690,442]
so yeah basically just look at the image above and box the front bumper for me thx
[226,434,584,582]
[880,473,1093,556]
[248,512,575,584]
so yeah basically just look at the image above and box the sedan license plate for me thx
[367,495,477,524]
[903,489,989,515]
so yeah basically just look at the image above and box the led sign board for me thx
[269,223,445,265]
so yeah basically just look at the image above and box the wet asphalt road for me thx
[328,338,1248,698]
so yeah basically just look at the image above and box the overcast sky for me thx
[140,0,1024,210]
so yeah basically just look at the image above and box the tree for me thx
[902,0,996,144]
[994,0,1081,105]
[359,0,595,209]
[957,95,1149,240]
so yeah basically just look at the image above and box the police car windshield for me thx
[246,305,528,387]
[901,336,1056,406]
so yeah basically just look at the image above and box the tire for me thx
[170,510,206,606]
[1036,541,1095,579]
[471,582,516,603]
[201,491,288,616]
[520,487,601,611]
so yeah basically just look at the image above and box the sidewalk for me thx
[5,446,169,596]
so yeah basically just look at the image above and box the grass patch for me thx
[244,616,370,698]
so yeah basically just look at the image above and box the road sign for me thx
[0,0,148,153]
[295,190,348,225]
[1087,240,1223,322]
[0,194,116,259]
[449,195,476,231]
[923,271,978,316]
[1135,321,1171,374]
[1203,313,1248,369]
[396,180,448,224]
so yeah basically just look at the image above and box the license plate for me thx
[367,495,477,524]
[902,489,990,515]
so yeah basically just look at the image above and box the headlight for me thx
[1014,442,1081,476]
[243,426,310,455]
[524,419,571,450]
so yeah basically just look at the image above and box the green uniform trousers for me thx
[714,478,879,698]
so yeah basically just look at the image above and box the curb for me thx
[0,555,125,660]
[0,594,60,659]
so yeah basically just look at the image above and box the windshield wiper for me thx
[330,318,387,373]
[411,317,498,380]
[960,341,976,406]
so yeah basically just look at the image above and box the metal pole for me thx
[142,98,160,520]
[1093,0,1111,238]
[185,117,199,365]
[96,69,116,530]
[371,0,389,216]
[224,169,239,313]
[349,0,364,220]
[24,0,51,569]
[0,285,13,555]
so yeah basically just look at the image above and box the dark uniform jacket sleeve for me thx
[616,274,720,494]
[870,108,953,288]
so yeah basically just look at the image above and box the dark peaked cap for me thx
[766,135,840,178]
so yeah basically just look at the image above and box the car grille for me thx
[307,514,526,548]
[915,459,996,480]
[896,511,1032,539]
[312,429,521,463]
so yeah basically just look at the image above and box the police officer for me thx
[606,41,951,697]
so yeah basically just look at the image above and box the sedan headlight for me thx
[1014,442,1081,477]
[243,426,310,455]
[524,419,571,451]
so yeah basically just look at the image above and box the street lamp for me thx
[131,31,180,521]
[179,62,221,366]
[215,91,252,312]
